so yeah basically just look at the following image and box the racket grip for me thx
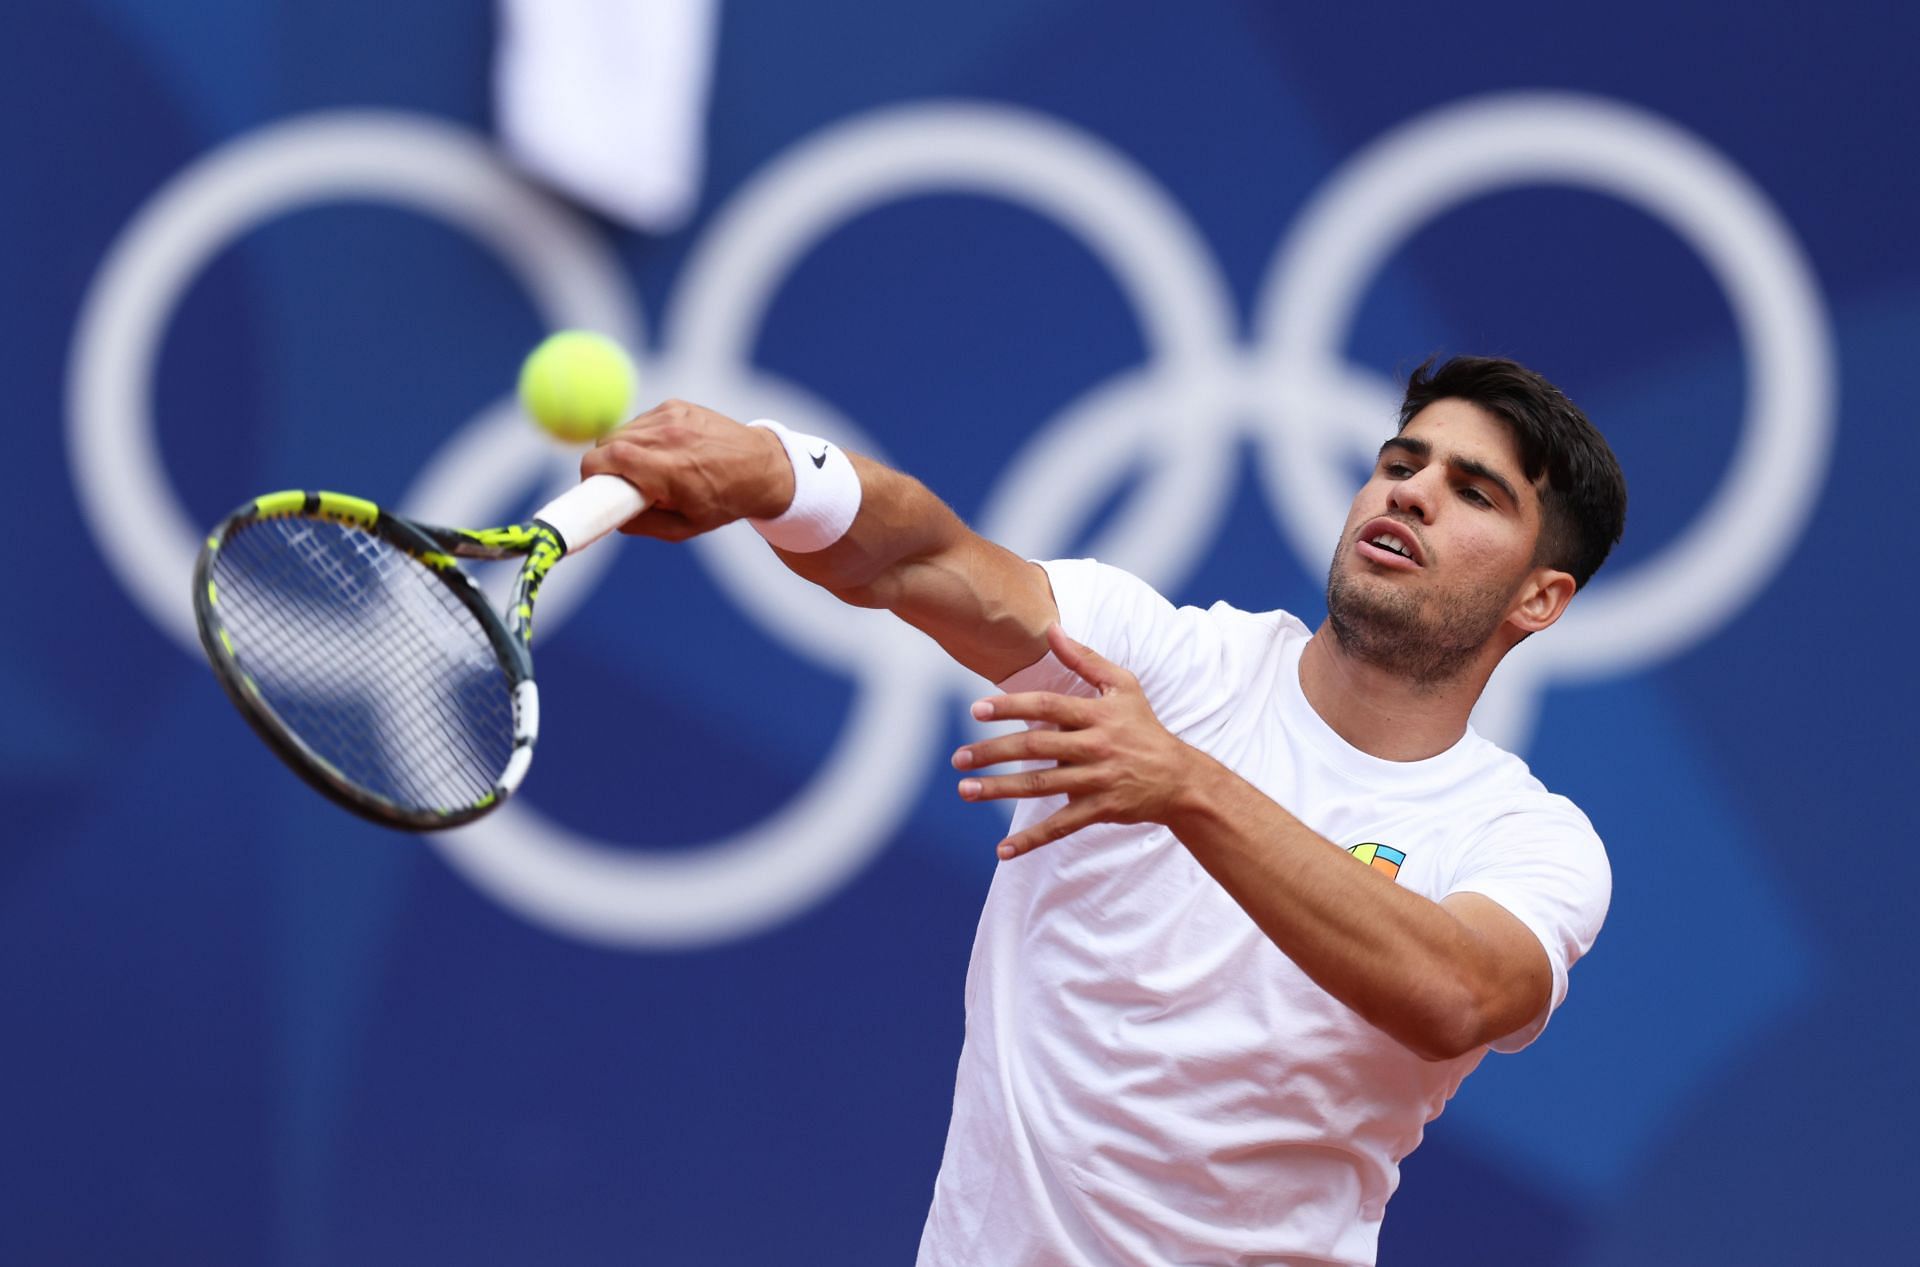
[533,475,649,555]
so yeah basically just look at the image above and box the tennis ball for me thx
[517,330,637,444]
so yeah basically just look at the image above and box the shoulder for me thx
[1038,558,1309,642]
[1446,740,1611,880]
[1033,560,1309,728]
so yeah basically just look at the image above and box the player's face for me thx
[1324,399,1548,684]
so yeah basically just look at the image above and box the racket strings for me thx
[211,517,516,812]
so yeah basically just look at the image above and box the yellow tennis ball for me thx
[516,331,637,444]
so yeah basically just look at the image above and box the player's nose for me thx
[1387,471,1437,523]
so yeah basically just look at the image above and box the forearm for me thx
[771,455,964,596]
[1165,748,1518,1060]
[771,456,1056,681]
[582,403,1057,679]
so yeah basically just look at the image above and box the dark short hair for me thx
[1398,356,1627,589]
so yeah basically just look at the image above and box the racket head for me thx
[194,490,541,831]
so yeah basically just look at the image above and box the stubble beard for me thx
[1324,553,1515,691]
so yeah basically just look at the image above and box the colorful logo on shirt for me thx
[1347,842,1405,881]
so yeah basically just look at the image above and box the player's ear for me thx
[1509,566,1577,635]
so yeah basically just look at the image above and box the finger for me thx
[605,398,681,439]
[1046,622,1130,694]
[956,765,1093,803]
[970,690,1097,728]
[996,801,1102,860]
[580,441,624,479]
[952,729,1089,770]
[580,435,659,485]
[582,435,691,514]
[618,506,698,541]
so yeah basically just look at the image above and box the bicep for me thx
[1441,892,1554,1047]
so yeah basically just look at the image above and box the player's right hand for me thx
[580,399,797,541]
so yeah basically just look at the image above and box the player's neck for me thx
[1298,623,1492,762]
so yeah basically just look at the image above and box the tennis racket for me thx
[193,474,647,830]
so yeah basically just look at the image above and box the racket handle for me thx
[533,475,649,555]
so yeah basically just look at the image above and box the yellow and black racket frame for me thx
[193,489,563,831]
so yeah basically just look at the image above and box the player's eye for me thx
[1383,462,1414,478]
[1460,485,1492,506]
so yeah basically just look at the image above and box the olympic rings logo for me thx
[69,93,1834,949]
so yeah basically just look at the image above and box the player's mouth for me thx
[1355,518,1424,570]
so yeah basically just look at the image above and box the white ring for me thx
[437,632,947,948]
[67,110,640,651]
[1251,92,1834,707]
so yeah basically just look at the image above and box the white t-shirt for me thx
[917,560,1611,1267]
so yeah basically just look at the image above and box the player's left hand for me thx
[953,624,1194,859]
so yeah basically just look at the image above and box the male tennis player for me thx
[582,356,1626,1267]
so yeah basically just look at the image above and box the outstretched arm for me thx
[579,399,1058,681]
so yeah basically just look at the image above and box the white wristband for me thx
[746,419,862,552]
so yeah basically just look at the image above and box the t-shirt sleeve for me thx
[995,558,1233,735]
[1444,803,1612,1054]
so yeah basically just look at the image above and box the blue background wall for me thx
[5,1,1912,1262]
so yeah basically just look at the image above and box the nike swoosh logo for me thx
[810,446,830,469]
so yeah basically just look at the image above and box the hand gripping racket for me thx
[193,474,647,830]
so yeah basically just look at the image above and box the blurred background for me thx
[5,1,1913,1263]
